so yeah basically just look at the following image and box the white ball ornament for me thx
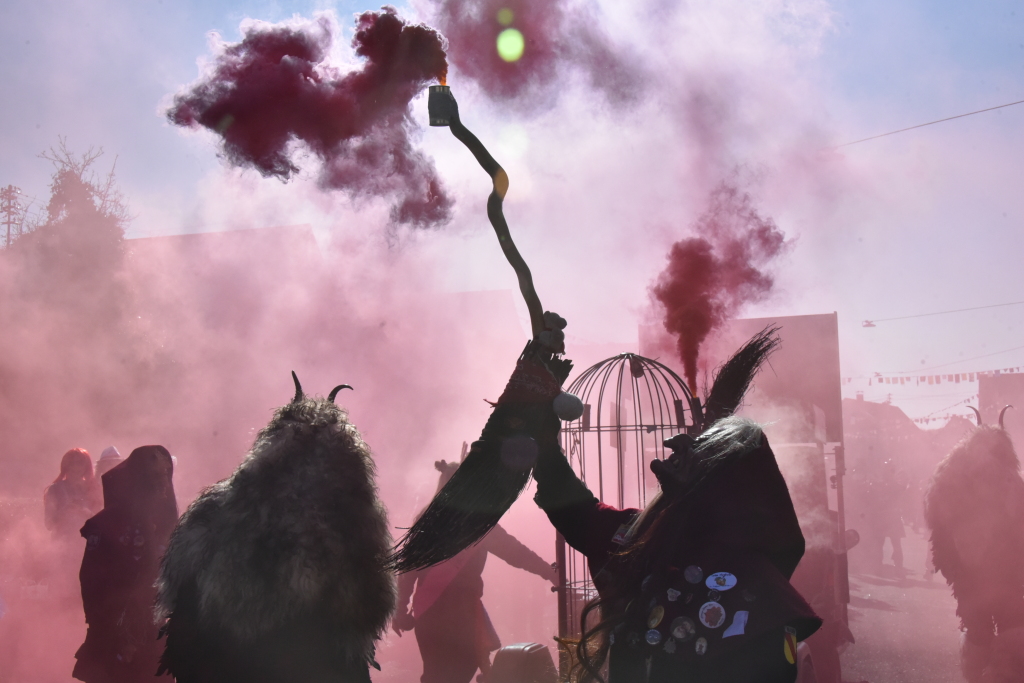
[553,392,585,421]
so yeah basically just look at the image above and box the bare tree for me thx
[38,136,132,232]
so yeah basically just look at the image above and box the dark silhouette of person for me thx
[863,458,907,571]
[155,376,394,683]
[525,331,820,683]
[44,448,103,538]
[393,458,557,683]
[925,423,1024,683]
[534,420,819,683]
[73,445,178,683]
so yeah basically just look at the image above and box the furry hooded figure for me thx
[924,412,1024,683]
[156,373,395,683]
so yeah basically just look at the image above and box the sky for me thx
[1,0,1022,424]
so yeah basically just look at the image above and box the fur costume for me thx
[924,422,1024,682]
[156,375,395,683]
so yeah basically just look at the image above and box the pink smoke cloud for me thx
[650,179,789,392]
[167,8,451,228]
[431,0,643,108]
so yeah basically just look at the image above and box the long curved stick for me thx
[445,106,545,339]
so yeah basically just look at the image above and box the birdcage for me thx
[555,353,700,641]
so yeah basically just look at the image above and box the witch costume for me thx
[532,330,820,683]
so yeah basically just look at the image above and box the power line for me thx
[882,343,1024,375]
[836,98,1024,148]
[863,299,1024,326]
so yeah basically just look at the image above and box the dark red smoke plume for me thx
[432,0,641,107]
[167,8,452,227]
[651,182,787,393]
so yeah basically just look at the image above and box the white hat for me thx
[99,446,121,461]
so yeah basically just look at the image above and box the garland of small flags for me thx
[840,366,1023,386]
[911,395,978,425]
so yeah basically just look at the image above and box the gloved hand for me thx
[537,311,567,355]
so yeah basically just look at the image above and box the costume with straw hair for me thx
[533,328,821,683]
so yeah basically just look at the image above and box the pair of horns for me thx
[291,371,353,404]
[966,405,1013,429]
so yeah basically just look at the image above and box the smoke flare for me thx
[167,8,452,227]
[651,181,787,393]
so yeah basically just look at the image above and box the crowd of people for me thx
[12,347,1024,683]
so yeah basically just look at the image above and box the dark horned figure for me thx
[533,328,821,683]
[156,373,393,683]
[924,405,1024,683]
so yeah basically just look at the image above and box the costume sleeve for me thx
[79,515,129,627]
[533,442,636,560]
[485,524,553,580]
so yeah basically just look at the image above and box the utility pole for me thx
[1,185,24,248]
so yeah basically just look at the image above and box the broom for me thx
[389,87,577,573]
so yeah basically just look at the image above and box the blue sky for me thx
[1,0,1022,420]
[1,0,1018,204]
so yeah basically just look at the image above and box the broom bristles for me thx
[389,434,532,573]
[702,326,781,428]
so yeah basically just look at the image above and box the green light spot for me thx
[496,8,514,26]
[496,28,525,62]
[216,114,235,133]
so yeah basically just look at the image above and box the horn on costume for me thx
[999,405,1013,430]
[967,406,982,426]
[328,385,353,403]
[291,371,304,403]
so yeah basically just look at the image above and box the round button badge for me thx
[684,565,704,584]
[670,616,696,642]
[698,601,727,629]
[705,572,738,591]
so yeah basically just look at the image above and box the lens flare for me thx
[496,28,525,62]
[496,8,514,26]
